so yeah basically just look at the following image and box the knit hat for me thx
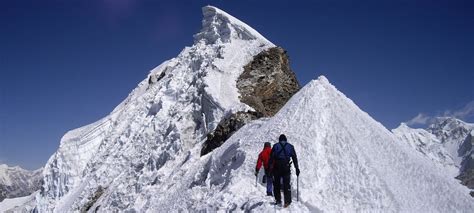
[278,134,287,142]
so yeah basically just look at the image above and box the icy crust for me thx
[392,123,456,170]
[190,76,473,212]
[36,6,274,212]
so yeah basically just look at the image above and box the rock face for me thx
[201,47,300,155]
[0,165,42,202]
[201,111,263,156]
[457,131,474,196]
[237,47,300,117]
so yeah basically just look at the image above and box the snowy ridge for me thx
[200,76,473,212]
[35,5,274,212]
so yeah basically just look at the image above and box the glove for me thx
[296,168,300,176]
[255,169,259,177]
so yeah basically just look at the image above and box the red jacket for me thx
[256,147,272,171]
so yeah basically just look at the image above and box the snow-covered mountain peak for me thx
[194,6,273,45]
[396,122,410,129]
[426,116,474,165]
[298,75,335,96]
[392,123,456,168]
[286,75,361,115]
[33,6,283,212]
[429,117,472,131]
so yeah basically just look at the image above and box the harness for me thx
[276,142,290,161]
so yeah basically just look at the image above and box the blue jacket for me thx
[269,141,299,174]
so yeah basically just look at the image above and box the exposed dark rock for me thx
[237,47,300,116]
[201,47,300,156]
[457,169,474,189]
[81,186,105,213]
[201,111,263,156]
[457,132,474,197]
[148,71,166,85]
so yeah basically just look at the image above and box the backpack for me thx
[273,142,292,173]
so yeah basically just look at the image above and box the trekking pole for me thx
[255,173,257,187]
[297,175,299,202]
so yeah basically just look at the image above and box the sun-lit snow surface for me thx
[192,76,473,212]
[30,5,474,212]
[35,5,274,212]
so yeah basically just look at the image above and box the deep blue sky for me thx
[1,0,473,170]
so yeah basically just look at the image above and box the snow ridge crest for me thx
[194,6,272,45]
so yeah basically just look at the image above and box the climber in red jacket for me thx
[255,142,273,196]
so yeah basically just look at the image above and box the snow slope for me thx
[31,5,474,212]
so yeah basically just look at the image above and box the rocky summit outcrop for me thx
[201,47,300,156]
[237,47,300,116]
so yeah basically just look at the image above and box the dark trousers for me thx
[263,174,273,193]
[273,172,291,204]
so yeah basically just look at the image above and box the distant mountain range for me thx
[393,117,474,194]
[0,164,42,202]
